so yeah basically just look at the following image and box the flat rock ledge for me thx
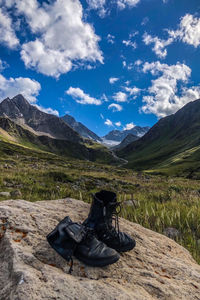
[0,198,200,300]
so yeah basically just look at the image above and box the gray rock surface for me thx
[0,198,200,300]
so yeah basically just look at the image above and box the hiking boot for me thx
[47,216,120,271]
[74,227,120,267]
[47,216,85,272]
[83,190,136,253]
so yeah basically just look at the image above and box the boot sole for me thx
[74,252,120,267]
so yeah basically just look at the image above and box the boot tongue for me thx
[104,202,119,227]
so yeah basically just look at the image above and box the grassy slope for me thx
[117,100,200,177]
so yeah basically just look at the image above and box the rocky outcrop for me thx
[0,95,82,142]
[0,198,200,300]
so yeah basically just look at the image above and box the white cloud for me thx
[0,7,19,49]
[109,77,119,84]
[104,118,113,126]
[134,59,142,66]
[124,86,141,95]
[0,74,41,103]
[34,104,59,116]
[66,87,101,105]
[168,14,200,48]
[141,61,200,117]
[0,59,8,72]
[117,0,140,10]
[107,34,115,44]
[101,93,108,102]
[143,14,200,60]
[123,122,135,130]
[108,103,123,112]
[86,0,107,17]
[122,61,127,68]
[115,121,121,127]
[143,33,173,59]
[6,0,103,78]
[122,39,137,49]
[141,17,149,26]
[113,91,127,102]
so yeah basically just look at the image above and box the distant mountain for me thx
[61,114,102,142]
[0,116,122,164]
[103,126,150,143]
[0,94,82,142]
[116,99,200,177]
[112,133,139,150]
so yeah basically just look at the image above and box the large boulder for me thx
[0,198,199,300]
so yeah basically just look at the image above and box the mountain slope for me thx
[0,95,82,142]
[0,116,122,164]
[112,133,139,150]
[61,114,102,142]
[103,126,150,142]
[116,99,200,176]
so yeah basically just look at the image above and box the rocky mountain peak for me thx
[62,114,102,142]
[0,94,82,142]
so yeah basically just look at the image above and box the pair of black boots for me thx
[47,191,136,273]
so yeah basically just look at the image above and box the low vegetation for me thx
[0,139,200,264]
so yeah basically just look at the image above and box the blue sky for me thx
[0,0,200,136]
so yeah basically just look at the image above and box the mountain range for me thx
[0,95,121,164]
[116,98,200,177]
[1,94,200,178]
[103,126,150,142]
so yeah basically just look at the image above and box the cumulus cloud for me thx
[0,7,19,49]
[108,103,123,112]
[113,91,127,102]
[109,77,119,84]
[86,0,107,17]
[144,14,200,59]
[124,86,141,96]
[34,104,59,116]
[115,121,121,127]
[123,122,135,130]
[4,0,103,78]
[117,0,140,10]
[104,119,113,126]
[66,87,102,105]
[143,33,173,59]
[168,14,200,48]
[141,61,200,117]
[0,74,41,103]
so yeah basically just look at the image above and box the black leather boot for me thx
[47,216,120,271]
[83,190,136,252]
[75,227,120,267]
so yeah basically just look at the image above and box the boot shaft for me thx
[85,190,118,227]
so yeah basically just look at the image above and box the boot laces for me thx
[104,202,121,238]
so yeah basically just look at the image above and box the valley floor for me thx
[0,140,200,265]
